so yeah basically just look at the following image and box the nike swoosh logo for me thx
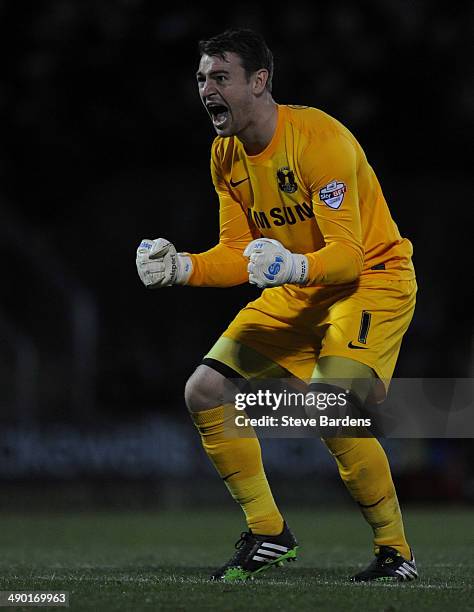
[347,341,368,350]
[230,177,249,188]
[222,471,240,481]
[358,496,385,509]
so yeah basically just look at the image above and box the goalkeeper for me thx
[136,28,418,583]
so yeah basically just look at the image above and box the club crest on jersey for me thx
[277,167,297,193]
[319,180,347,209]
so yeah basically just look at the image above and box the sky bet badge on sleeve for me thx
[319,180,347,209]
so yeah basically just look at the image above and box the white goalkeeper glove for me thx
[136,238,193,288]
[243,238,308,288]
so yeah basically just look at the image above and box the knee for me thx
[184,364,225,413]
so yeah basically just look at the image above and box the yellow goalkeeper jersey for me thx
[188,104,415,289]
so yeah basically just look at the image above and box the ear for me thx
[252,68,269,95]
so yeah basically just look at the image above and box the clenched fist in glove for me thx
[243,238,308,288]
[136,238,193,288]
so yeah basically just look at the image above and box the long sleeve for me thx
[187,142,256,287]
[187,194,255,287]
[302,132,365,284]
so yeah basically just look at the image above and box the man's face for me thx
[197,52,255,137]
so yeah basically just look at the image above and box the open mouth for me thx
[207,103,229,127]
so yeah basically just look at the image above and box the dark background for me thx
[0,1,472,507]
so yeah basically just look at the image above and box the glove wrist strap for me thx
[176,254,193,285]
[289,254,309,285]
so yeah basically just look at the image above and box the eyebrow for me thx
[196,69,231,78]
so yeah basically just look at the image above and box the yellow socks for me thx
[323,437,411,560]
[191,405,283,535]
[192,405,410,557]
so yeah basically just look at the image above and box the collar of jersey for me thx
[244,104,286,165]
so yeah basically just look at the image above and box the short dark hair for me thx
[198,28,274,92]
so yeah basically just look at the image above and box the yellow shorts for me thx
[205,279,417,391]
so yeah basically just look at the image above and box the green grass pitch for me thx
[0,508,472,611]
